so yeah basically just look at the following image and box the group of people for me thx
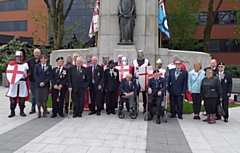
[6,49,232,124]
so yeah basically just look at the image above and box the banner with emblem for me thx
[139,66,153,91]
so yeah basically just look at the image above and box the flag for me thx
[158,0,170,38]
[89,0,100,38]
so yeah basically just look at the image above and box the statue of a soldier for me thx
[118,0,136,45]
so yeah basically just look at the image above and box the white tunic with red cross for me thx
[6,62,28,98]
[115,65,133,82]
[132,59,149,78]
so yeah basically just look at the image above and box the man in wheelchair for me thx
[119,74,138,113]
[146,70,166,122]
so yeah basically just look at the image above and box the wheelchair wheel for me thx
[130,112,138,119]
[118,111,125,119]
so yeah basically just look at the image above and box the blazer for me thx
[51,66,68,89]
[201,77,223,98]
[34,63,52,89]
[215,71,232,98]
[146,77,166,98]
[104,68,120,91]
[68,65,90,93]
[188,69,205,93]
[88,64,104,89]
[119,78,138,94]
[168,68,188,96]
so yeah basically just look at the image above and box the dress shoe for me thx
[178,116,183,119]
[193,116,197,119]
[88,111,96,115]
[78,114,82,117]
[111,111,116,115]
[208,121,216,124]
[29,110,36,114]
[224,119,228,123]
[73,114,78,118]
[202,119,210,122]
[170,115,176,118]
[215,117,221,120]
[196,116,201,120]
[46,111,50,114]
[51,114,57,118]
[97,112,101,116]
[59,114,65,117]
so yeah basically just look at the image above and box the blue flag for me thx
[158,0,170,38]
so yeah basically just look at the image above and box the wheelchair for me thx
[144,93,167,124]
[117,93,139,119]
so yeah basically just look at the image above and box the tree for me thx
[203,0,223,53]
[165,0,202,50]
[43,0,75,50]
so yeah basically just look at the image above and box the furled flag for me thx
[89,0,100,38]
[158,0,170,38]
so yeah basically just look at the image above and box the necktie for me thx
[42,65,45,70]
[92,65,96,83]
[57,67,60,75]
[176,70,180,75]
[219,73,222,81]
[155,79,158,88]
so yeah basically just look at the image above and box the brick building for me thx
[196,0,240,65]
[0,0,48,45]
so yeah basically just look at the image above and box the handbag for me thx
[217,102,225,117]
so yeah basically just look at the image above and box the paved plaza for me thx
[0,86,240,153]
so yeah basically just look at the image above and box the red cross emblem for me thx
[6,64,25,84]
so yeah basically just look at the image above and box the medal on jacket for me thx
[98,72,100,76]
[83,75,85,79]
[225,79,227,83]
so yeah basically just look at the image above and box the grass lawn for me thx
[29,96,240,114]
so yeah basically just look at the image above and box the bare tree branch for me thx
[63,0,74,20]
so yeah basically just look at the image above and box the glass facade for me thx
[0,0,28,11]
[0,21,28,32]
[62,0,94,44]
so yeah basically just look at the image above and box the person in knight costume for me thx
[101,56,109,70]
[156,58,166,78]
[132,50,150,112]
[122,56,128,66]
[6,51,29,118]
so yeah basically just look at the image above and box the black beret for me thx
[108,60,114,65]
[218,62,225,66]
[153,69,159,74]
[56,56,64,61]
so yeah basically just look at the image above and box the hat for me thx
[218,62,225,66]
[40,55,47,59]
[156,59,162,64]
[153,69,159,74]
[137,50,143,53]
[86,54,92,58]
[108,60,114,65]
[56,56,64,61]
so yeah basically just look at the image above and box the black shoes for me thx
[73,114,78,118]
[178,116,183,119]
[97,112,101,116]
[59,114,65,117]
[88,111,96,115]
[29,110,36,114]
[8,112,15,118]
[224,119,228,123]
[111,111,116,115]
[170,115,176,118]
[156,116,161,124]
[20,111,26,117]
[193,116,201,120]
[51,114,57,118]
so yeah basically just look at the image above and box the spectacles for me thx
[218,66,224,68]
[175,63,181,65]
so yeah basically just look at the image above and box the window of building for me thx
[209,39,240,52]
[0,21,28,31]
[0,0,28,11]
[218,11,237,24]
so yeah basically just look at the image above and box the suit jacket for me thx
[119,78,138,94]
[51,67,68,89]
[68,65,90,93]
[215,71,232,98]
[204,66,218,75]
[201,77,223,98]
[34,64,52,89]
[88,64,104,89]
[104,68,120,91]
[146,77,166,98]
[168,68,187,96]
[64,63,74,69]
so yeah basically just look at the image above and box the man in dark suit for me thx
[51,57,68,118]
[146,70,166,123]
[88,56,104,116]
[119,73,138,112]
[68,57,90,118]
[168,59,187,119]
[104,60,120,115]
[216,62,232,122]
[114,54,123,66]
[204,59,218,75]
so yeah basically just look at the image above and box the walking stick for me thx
[68,91,72,118]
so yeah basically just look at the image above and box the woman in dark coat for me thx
[34,55,52,118]
[201,69,222,124]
